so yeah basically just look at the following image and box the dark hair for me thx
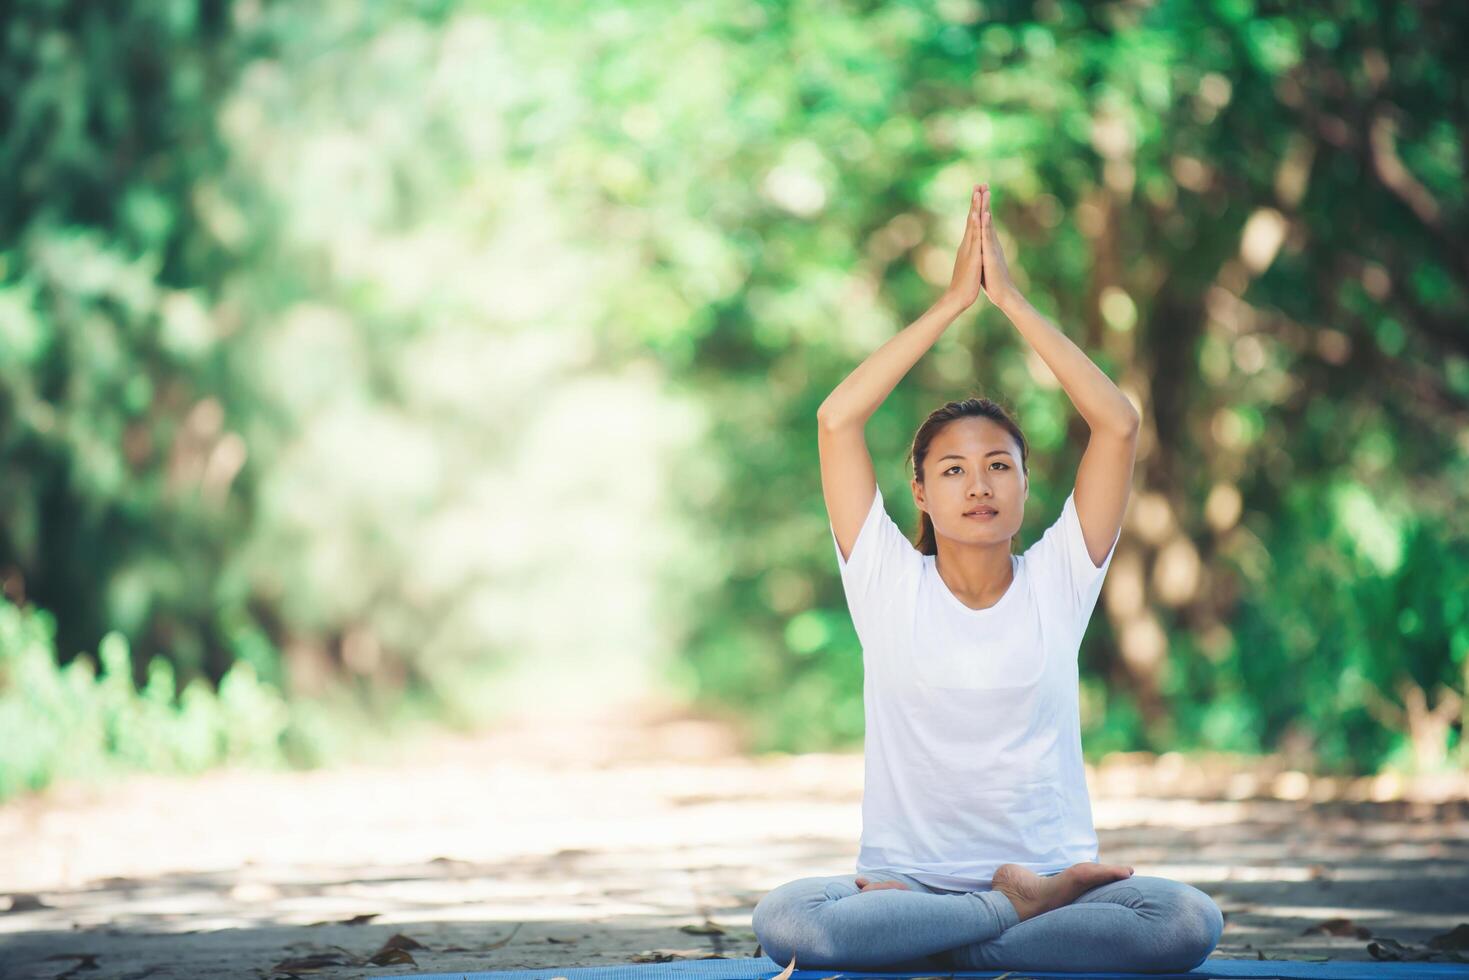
[908,397,1029,556]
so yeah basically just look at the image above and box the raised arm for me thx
[819,186,988,561]
[976,183,1140,567]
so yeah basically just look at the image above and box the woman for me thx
[750,184,1224,974]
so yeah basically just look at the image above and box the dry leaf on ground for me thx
[1367,937,1469,962]
[480,922,523,950]
[1302,916,1372,938]
[1430,923,1469,950]
[630,948,727,962]
[270,951,356,971]
[5,893,52,913]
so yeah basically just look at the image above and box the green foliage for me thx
[2,0,1466,801]
[0,597,312,800]
[620,0,1469,773]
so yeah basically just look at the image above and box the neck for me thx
[933,537,1015,610]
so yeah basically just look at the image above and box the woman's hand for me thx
[977,183,1020,310]
[855,876,911,892]
[943,186,986,310]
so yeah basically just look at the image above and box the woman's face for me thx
[911,417,1028,547]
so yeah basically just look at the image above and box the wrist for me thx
[934,291,971,318]
[996,290,1028,318]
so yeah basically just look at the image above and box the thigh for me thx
[953,875,1223,974]
[1071,871,1214,909]
[752,873,952,972]
[753,870,929,923]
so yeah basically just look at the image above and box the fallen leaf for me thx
[1430,924,1469,951]
[377,933,428,952]
[631,948,727,963]
[1251,952,1333,963]
[5,893,52,913]
[95,876,142,889]
[328,944,363,963]
[439,939,535,954]
[306,912,380,927]
[115,967,163,980]
[1366,937,1465,962]
[680,920,726,935]
[484,923,524,950]
[358,935,427,967]
[1302,916,1371,938]
[270,952,356,971]
[1256,950,1327,961]
[1369,938,1410,961]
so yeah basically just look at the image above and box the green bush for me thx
[0,597,385,803]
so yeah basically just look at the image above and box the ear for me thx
[911,477,926,512]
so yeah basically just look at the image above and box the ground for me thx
[2,697,1467,980]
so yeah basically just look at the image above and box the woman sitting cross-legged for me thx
[751,183,1223,975]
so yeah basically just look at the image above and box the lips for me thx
[964,507,998,517]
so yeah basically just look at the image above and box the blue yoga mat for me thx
[390,953,1469,980]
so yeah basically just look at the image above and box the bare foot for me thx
[990,861,1134,922]
[854,876,910,892]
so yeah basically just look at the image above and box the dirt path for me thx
[2,697,1467,979]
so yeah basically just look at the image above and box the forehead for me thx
[930,416,1019,456]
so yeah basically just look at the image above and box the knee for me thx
[752,880,814,967]
[1161,883,1224,972]
[752,889,787,964]
[1115,877,1223,973]
[752,878,844,968]
[1188,887,1226,965]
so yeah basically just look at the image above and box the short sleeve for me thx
[1021,490,1120,629]
[831,484,924,637]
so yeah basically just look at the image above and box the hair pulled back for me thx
[908,397,1029,556]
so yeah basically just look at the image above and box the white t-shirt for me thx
[831,483,1119,892]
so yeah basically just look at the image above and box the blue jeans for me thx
[751,869,1223,974]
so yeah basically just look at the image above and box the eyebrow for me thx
[937,451,1013,461]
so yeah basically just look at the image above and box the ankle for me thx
[978,887,1026,931]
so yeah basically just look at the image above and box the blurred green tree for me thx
[2,0,1465,801]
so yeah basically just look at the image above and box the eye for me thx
[991,462,1009,470]
[944,465,962,475]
